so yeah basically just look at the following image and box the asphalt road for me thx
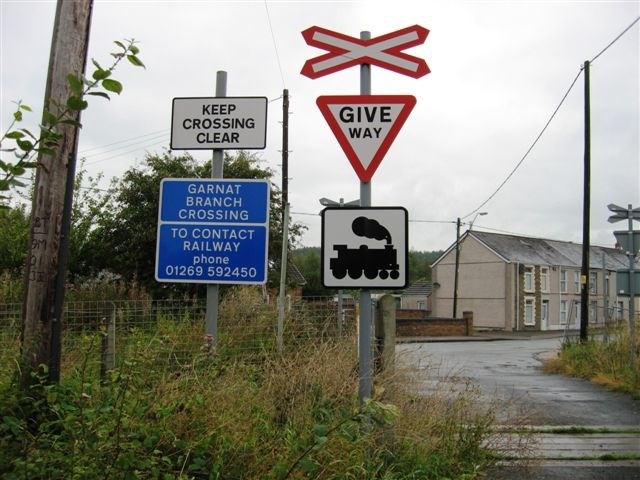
[397,337,640,426]
[396,336,640,479]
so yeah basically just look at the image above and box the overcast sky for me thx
[1,0,638,252]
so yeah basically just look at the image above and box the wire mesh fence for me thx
[0,290,359,383]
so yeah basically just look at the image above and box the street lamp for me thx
[469,211,488,230]
[453,212,488,318]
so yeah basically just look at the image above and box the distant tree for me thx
[407,249,443,284]
[0,205,30,274]
[291,247,331,296]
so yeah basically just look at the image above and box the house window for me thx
[417,300,425,310]
[560,300,568,324]
[590,301,598,323]
[524,266,534,292]
[589,272,597,294]
[617,301,625,320]
[560,270,567,293]
[540,267,549,292]
[524,297,535,326]
[574,271,580,293]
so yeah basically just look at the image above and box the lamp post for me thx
[319,197,360,335]
[453,212,487,318]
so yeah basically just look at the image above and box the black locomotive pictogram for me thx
[329,216,400,280]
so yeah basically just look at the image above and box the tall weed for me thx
[0,286,507,479]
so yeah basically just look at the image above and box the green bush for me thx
[557,326,640,397]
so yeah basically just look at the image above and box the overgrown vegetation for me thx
[0,285,509,479]
[544,326,640,397]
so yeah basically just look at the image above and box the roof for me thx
[470,231,629,270]
[432,230,631,270]
[288,262,307,286]
[402,280,433,296]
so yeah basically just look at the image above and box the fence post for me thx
[463,311,473,336]
[375,295,396,374]
[100,301,116,382]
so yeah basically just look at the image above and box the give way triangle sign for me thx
[316,95,416,183]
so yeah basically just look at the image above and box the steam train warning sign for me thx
[321,207,408,288]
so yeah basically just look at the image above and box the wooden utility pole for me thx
[21,0,93,385]
[580,60,591,342]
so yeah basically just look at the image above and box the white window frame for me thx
[541,299,549,324]
[524,297,536,326]
[573,271,580,293]
[560,300,568,325]
[589,272,597,295]
[524,266,534,292]
[417,300,425,311]
[590,301,598,323]
[560,270,567,293]
[540,267,549,293]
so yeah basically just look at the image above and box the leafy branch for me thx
[0,38,145,206]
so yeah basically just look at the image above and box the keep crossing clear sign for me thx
[155,178,270,284]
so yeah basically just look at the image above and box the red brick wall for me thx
[396,310,473,337]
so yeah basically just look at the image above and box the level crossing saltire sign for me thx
[316,95,416,182]
[170,97,268,150]
[300,25,430,79]
[155,178,270,284]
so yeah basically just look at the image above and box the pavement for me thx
[395,332,640,480]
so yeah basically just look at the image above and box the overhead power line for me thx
[461,69,582,220]
[461,16,639,220]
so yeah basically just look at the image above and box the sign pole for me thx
[358,30,373,403]
[206,70,227,349]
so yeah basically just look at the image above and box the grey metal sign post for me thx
[167,71,269,351]
[608,203,639,360]
[302,25,429,403]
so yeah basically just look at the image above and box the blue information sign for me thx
[155,178,270,284]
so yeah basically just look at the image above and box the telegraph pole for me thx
[21,0,93,386]
[580,60,591,342]
[277,89,290,353]
[453,217,461,318]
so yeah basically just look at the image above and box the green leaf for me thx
[92,58,103,70]
[13,111,22,122]
[127,55,145,68]
[299,458,316,474]
[5,131,24,140]
[102,78,123,94]
[20,128,36,139]
[67,74,83,95]
[42,109,58,126]
[37,147,56,156]
[16,140,33,152]
[113,40,126,50]
[92,68,111,81]
[60,119,83,128]
[129,44,140,55]
[87,91,111,100]
[67,96,89,111]
[9,178,26,188]
[20,104,32,112]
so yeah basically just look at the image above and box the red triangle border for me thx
[316,95,416,183]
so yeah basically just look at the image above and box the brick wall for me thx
[396,310,473,337]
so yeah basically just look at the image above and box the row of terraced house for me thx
[426,230,636,332]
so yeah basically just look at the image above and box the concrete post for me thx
[375,295,396,374]
[463,311,474,336]
[100,301,116,382]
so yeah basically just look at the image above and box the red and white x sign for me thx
[301,25,430,79]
